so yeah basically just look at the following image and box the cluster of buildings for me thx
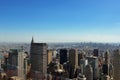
[0,38,120,80]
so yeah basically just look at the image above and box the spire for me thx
[31,36,34,43]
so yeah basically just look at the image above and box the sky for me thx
[0,0,120,43]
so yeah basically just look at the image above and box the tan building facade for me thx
[47,50,53,65]
[69,49,78,68]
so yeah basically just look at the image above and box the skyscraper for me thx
[60,49,67,64]
[47,50,53,65]
[102,50,110,75]
[113,49,120,80]
[69,49,78,79]
[93,49,99,57]
[85,65,93,80]
[30,38,47,75]
[69,49,78,68]
[104,50,110,64]
[87,56,99,80]
[8,49,25,79]
[78,51,86,66]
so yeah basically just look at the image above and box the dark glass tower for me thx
[30,38,47,75]
[60,49,67,64]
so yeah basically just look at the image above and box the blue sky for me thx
[0,0,120,43]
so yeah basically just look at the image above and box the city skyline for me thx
[0,0,120,42]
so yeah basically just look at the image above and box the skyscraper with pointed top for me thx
[30,37,47,76]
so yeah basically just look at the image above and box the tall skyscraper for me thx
[30,38,47,75]
[102,50,110,75]
[113,49,120,80]
[78,51,86,66]
[87,56,99,80]
[47,50,53,65]
[69,49,78,79]
[60,49,67,64]
[8,49,25,79]
[104,50,110,64]
[69,49,78,68]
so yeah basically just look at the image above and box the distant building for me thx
[8,49,26,79]
[78,51,86,67]
[30,38,47,75]
[104,50,110,64]
[79,59,88,75]
[85,65,93,80]
[60,49,67,64]
[113,49,120,80]
[87,56,99,80]
[47,50,53,65]
[69,49,78,79]
[93,49,99,57]
[69,49,78,68]
[78,51,87,75]
[102,50,110,75]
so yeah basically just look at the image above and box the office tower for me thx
[47,50,53,65]
[93,49,99,57]
[87,56,99,80]
[78,51,88,75]
[60,49,67,64]
[8,49,25,79]
[79,59,88,75]
[104,50,110,64]
[85,65,93,80]
[24,58,29,75]
[69,49,78,68]
[102,50,110,75]
[30,38,47,75]
[69,49,78,79]
[109,64,114,79]
[113,49,120,80]
[78,51,86,66]
[3,53,9,71]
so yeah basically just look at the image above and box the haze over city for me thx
[0,0,120,42]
